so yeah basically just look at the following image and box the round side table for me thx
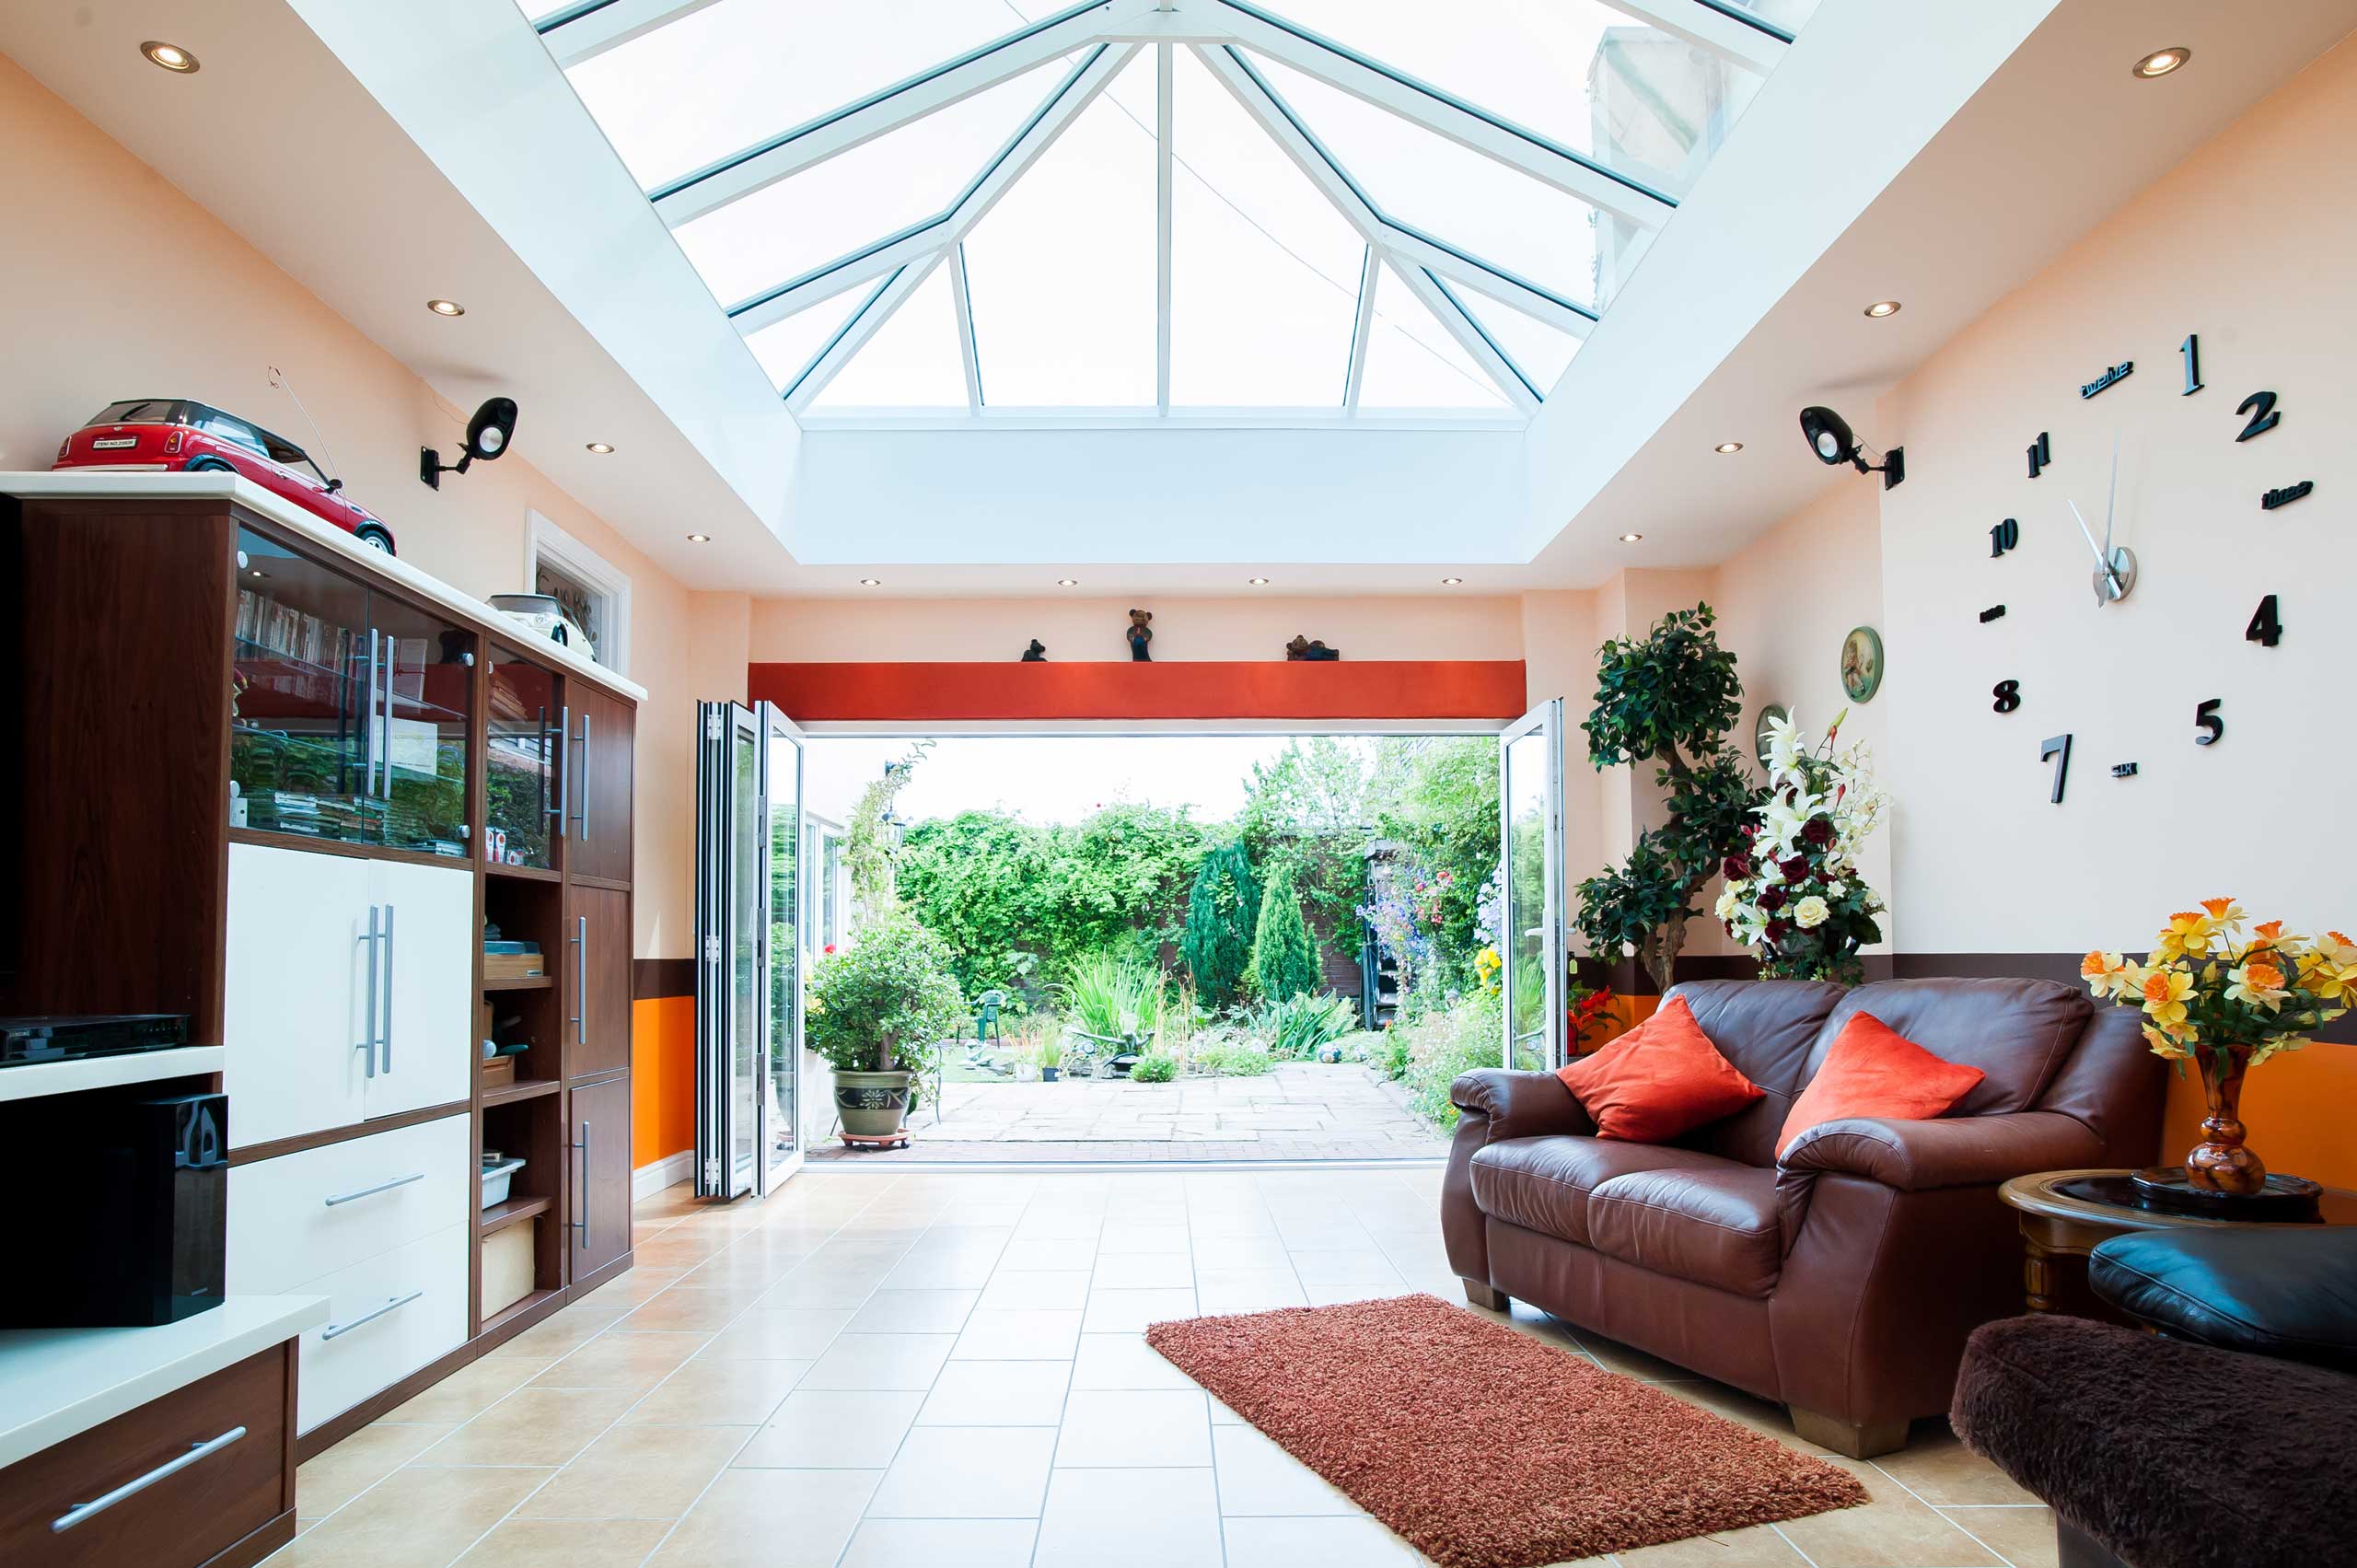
[1998,1167,2357,1316]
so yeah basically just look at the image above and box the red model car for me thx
[52,399,396,553]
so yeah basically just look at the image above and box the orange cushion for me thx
[1555,995,1764,1143]
[1776,1012,1987,1158]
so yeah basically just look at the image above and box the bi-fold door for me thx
[1499,699,1568,1073]
[694,701,806,1199]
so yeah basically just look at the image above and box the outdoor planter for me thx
[834,1068,916,1140]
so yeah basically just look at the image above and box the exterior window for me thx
[524,511,632,675]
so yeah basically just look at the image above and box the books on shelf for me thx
[237,587,353,672]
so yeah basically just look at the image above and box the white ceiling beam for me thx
[1205,0,1676,231]
[950,244,983,412]
[1592,0,1788,74]
[728,43,1142,336]
[1393,261,1540,418]
[1379,228,1595,340]
[651,0,1155,226]
[1155,42,1174,416]
[535,0,722,69]
[785,254,946,414]
[1341,244,1377,412]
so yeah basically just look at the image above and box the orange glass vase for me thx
[2184,1043,2267,1196]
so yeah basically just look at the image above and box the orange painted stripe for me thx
[748,660,1528,723]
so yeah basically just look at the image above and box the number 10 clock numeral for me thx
[1990,518,2019,558]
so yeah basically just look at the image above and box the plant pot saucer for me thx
[839,1130,911,1151]
[2129,1166,2325,1222]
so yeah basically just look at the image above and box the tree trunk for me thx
[1648,913,1688,995]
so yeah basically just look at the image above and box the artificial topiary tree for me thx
[1251,866,1321,1003]
[1573,604,1759,994]
[1180,840,1260,1004]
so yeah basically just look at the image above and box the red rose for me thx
[1765,918,1793,942]
[1781,855,1811,883]
[1758,886,1788,912]
[1802,817,1835,846]
[1721,854,1749,881]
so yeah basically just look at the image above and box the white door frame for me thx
[1498,700,1567,1072]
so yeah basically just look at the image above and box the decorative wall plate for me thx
[1840,626,1884,703]
[1755,704,1789,771]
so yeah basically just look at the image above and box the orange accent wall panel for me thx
[747,660,1529,723]
[2161,1040,2357,1191]
[632,995,695,1170]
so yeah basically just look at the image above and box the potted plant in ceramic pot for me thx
[807,915,966,1144]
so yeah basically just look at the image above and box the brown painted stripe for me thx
[633,957,693,1001]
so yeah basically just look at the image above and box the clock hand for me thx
[2067,499,2123,596]
[2103,434,2119,560]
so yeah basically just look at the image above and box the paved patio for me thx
[809,1063,1449,1163]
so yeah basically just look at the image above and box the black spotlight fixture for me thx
[1798,405,1904,489]
[421,397,519,489]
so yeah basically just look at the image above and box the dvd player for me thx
[0,1014,192,1068]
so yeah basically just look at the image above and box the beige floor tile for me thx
[1072,1333,1197,1390]
[380,1356,556,1423]
[590,1267,686,1306]
[1775,1459,2004,1568]
[1304,1282,1416,1307]
[449,1518,671,1567]
[999,1236,1099,1271]
[975,1269,1094,1309]
[918,1359,1073,1425]
[1210,1423,1355,1515]
[1939,1506,2059,1568]
[846,1288,981,1333]
[1287,1247,1404,1285]
[1193,1267,1308,1315]
[479,1311,611,1362]
[416,1387,644,1467]
[733,1389,926,1469]
[698,1306,857,1360]
[756,1269,886,1309]
[1654,1380,1839,1458]
[1220,1516,1420,1567]
[623,1356,811,1426]
[1618,1523,1814,1566]
[838,1517,1038,1567]
[1191,1236,1293,1270]
[1054,1388,1211,1468]
[296,1421,457,1518]
[515,1425,750,1520]
[1091,1251,1195,1289]
[1034,1466,1223,1568]
[531,1330,710,1391]
[648,1467,880,1568]
[1873,1426,2039,1505]
[1097,1224,1193,1256]
[1571,1326,1693,1381]
[867,1425,1058,1517]
[801,1331,957,1389]
[276,1465,554,1568]
[1082,1287,1198,1333]
[610,1286,757,1333]
[949,1307,1085,1360]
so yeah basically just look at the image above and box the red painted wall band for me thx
[746,660,1529,723]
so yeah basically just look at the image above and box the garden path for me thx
[809,1063,1448,1163]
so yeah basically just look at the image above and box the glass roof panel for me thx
[745,283,875,395]
[809,263,969,409]
[1167,47,1360,408]
[1248,0,1767,199]
[1249,54,1602,312]
[1357,263,1511,411]
[962,50,1157,407]
[1727,0,1825,33]
[1451,287,1582,400]
[562,0,1028,191]
[672,60,1067,311]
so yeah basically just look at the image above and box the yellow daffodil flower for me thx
[2153,911,2215,962]
[2225,958,2289,1012]
[2140,968,2195,1035]
[2140,1023,2191,1061]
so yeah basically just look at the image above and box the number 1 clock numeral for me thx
[2042,734,2073,803]
[2195,699,2223,747]
[2246,594,2282,646]
[2180,333,2203,395]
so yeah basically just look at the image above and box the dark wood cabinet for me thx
[563,884,633,1083]
[565,685,634,885]
[568,1075,632,1283]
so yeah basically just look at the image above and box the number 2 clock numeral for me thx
[2195,699,2223,747]
[2042,734,2073,803]
[2235,391,2281,441]
[1992,679,2021,714]
[2246,594,2282,646]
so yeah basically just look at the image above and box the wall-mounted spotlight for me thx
[1798,405,1904,489]
[421,398,518,489]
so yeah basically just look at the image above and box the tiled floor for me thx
[808,1063,1450,1162]
[273,1167,2057,1568]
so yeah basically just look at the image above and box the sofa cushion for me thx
[1585,1166,1786,1298]
[1777,1012,1986,1158]
[1555,996,1764,1143]
[1809,980,2088,1117]
[1467,1137,1750,1248]
[1664,980,1848,1167]
[2091,1229,2357,1375]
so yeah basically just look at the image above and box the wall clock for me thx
[1754,704,1788,770]
[1840,627,1884,703]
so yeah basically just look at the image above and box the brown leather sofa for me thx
[1442,979,2164,1458]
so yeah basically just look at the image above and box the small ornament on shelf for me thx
[1127,610,1154,661]
[1020,639,1047,662]
[1284,635,1341,661]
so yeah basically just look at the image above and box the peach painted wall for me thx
[0,53,712,969]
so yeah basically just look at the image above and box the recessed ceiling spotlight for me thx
[1439,575,1464,586]
[426,298,465,317]
[858,577,882,587]
[586,442,614,454]
[141,41,200,73]
[1619,532,1643,543]
[685,532,711,543]
[1864,300,1901,319]
[1247,576,1271,586]
[1056,577,1079,587]
[1714,441,1744,454]
[2132,46,2190,79]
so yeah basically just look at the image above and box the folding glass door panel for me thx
[1499,701,1566,1071]
[759,703,806,1193]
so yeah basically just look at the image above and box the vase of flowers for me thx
[1716,711,1887,985]
[2084,901,2354,1195]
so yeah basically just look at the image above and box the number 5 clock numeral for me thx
[2246,594,2282,646]
[2042,734,2073,804]
[2195,699,2223,747]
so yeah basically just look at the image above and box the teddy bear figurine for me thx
[1021,639,1047,662]
[1127,610,1154,662]
[1284,635,1341,662]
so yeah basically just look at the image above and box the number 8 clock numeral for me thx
[1992,679,2021,714]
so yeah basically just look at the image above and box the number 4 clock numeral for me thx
[2042,734,2072,804]
[2246,594,2282,646]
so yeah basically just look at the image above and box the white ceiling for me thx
[5,0,2348,595]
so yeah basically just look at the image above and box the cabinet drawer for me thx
[228,1114,470,1296]
[295,1225,468,1434]
[0,1343,288,1568]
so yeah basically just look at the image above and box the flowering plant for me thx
[1715,711,1887,985]
[2083,900,2355,1069]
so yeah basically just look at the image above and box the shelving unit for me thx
[483,974,553,992]
[478,1195,551,1236]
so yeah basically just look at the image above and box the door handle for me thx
[571,1120,589,1243]
[573,710,592,841]
[378,629,398,800]
[572,915,588,1046]
[321,1288,424,1341]
[361,628,379,798]
[550,703,570,834]
[51,1427,247,1533]
[355,904,379,1079]
[380,901,396,1072]
[323,1171,424,1207]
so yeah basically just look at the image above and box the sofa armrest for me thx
[1449,1069,1594,1142]
[1779,1110,2104,1191]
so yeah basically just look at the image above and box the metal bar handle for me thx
[52,1427,248,1533]
[355,904,379,1078]
[378,627,399,800]
[321,1289,424,1342]
[362,628,380,797]
[322,1171,424,1208]
[380,901,396,1072]
[549,703,569,828]
[573,915,588,1045]
[572,1120,589,1240]
[574,711,592,839]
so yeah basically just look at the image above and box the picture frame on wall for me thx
[1840,626,1884,703]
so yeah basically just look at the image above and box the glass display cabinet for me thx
[485,645,561,870]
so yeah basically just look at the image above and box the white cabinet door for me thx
[366,859,474,1121]
[294,1223,469,1434]
[225,843,373,1147]
[227,1112,470,1295]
